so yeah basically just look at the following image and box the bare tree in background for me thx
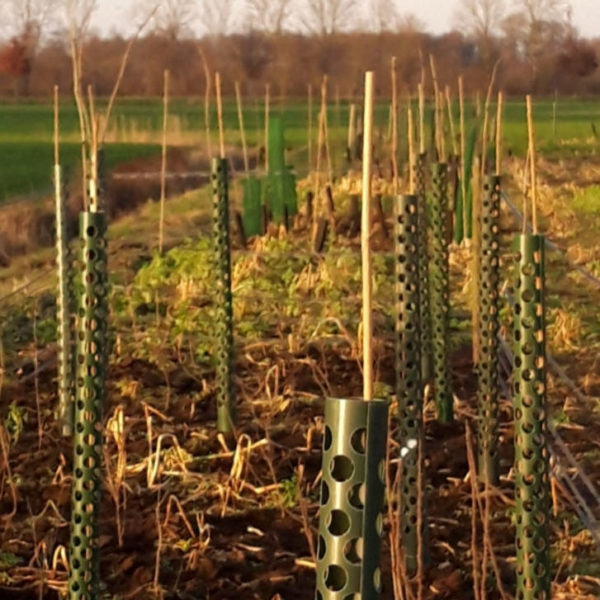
[506,0,572,79]
[246,0,294,34]
[299,0,358,35]
[0,0,59,92]
[200,0,237,36]
[456,0,505,43]
[152,0,198,40]
[368,0,401,33]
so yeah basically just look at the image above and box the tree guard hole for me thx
[350,428,366,454]
[331,455,354,482]
[325,564,347,592]
[328,510,350,536]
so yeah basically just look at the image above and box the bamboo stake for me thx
[347,103,356,160]
[459,76,468,240]
[526,95,538,234]
[418,82,425,155]
[362,71,375,402]
[481,61,500,180]
[445,85,458,157]
[216,72,226,160]
[87,85,98,212]
[235,81,249,175]
[158,69,169,254]
[320,76,333,187]
[496,92,503,175]
[308,83,313,169]
[265,83,270,171]
[408,102,415,195]
[438,91,446,164]
[429,55,440,157]
[54,86,59,167]
[391,56,399,194]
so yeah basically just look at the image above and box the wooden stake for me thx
[308,83,313,169]
[320,76,333,187]
[158,69,169,254]
[265,83,271,171]
[54,85,60,166]
[347,103,356,160]
[391,56,399,194]
[215,72,225,160]
[459,76,468,239]
[481,61,499,180]
[199,48,212,161]
[408,102,415,195]
[526,95,538,234]
[429,55,440,157]
[362,71,375,402]
[445,85,458,157]
[496,91,503,175]
[235,81,249,175]
[418,83,425,155]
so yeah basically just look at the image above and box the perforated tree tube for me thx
[415,153,433,384]
[429,163,453,423]
[69,211,108,600]
[315,398,389,600]
[478,176,501,484]
[55,165,74,437]
[212,158,235,434]
[513,234,551,600]
[394,193,424,574]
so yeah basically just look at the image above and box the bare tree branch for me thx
[298,0,358,36]
[246,0,294,34]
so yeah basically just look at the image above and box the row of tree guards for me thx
[49,57,552,598]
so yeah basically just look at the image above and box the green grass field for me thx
[0,97,597,202]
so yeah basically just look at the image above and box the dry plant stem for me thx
[158,69,169,254]
[480,61,500,180]
[265,83,271,171]
[235,82,249,174]
[99,4,159,143]
[216,73,226,159]
[391,56,399,193]
[526,95,538,233]
[198,47,212,160]
[362,71,375,402]
[466,424,482,600]
[459,76,468,239]
[465,424,509,600]
[0,423,17,521]
[496,92,503,175]
[32,307,42,451]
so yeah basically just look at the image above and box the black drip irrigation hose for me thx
[500,290,600,551]
[501,191,600,290]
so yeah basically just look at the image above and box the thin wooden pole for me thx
[526,95,538,234]
[391,56,399,194]
[265,83,270,171]
[308,83,313,170]
[445,85,458,157]
[362,71,375,402]
[54,86,60,166]
[418,82,425,155]
[459,76,468,239]
[347,103,356,160]
[158,69,169,254]
[215,72,225,160]
[496,91,503,175]
[199,49,212,161]
[235,81,249,174]
[408,102,415,195]
[320,76,333,187]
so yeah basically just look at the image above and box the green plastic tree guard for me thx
[68,211,108,600]
[395,193,425,574]
[478,176,501,485]
[315,398,389,600]
[415,153,433,384]
[429,163,453,423]
[55,165,75,437]
[242,176,262,238]
[513,234,551,600]
[212,158,235,434]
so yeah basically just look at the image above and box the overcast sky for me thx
[92,0,600,39]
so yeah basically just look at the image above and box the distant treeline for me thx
[0,28,598,99]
